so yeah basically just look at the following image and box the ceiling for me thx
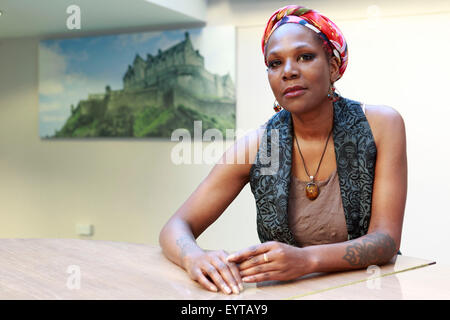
[0,0,207,40]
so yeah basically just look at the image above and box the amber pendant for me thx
[305,178,319,200]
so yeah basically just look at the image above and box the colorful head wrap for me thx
[262,5,348,79]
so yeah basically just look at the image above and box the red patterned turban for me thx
[262,5,348,79]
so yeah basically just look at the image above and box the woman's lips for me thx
[284,87,307,98]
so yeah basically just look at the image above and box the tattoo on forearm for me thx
[342,232,397,267]
[176,235,197,259]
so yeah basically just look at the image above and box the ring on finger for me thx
[263,253,269,263]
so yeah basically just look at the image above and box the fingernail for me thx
[242,277,251,282]
[210,286,218,292]
[232,286,239,294]
[224,286,231,294]
[226,255,235,261]
[239,283,244,291]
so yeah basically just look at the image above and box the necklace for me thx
[293,126,333,201]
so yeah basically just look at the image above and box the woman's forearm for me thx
[159,218,204,269]
[305,231,399,274]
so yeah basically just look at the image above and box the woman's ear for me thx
[329,56,340,82]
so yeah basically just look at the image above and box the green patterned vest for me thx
[249,97,377,246]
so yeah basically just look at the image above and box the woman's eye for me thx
[298,54,315,62]
[268,60,281,68]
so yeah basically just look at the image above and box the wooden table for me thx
[0,239,446,300]
[299,262,449,300]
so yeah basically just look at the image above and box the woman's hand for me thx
[183,250,244,294]
[226,241,316,283]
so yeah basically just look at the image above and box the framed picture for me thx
[39,26,236,139]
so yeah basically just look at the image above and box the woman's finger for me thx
[238,252,269,271]
[227,243,270,263]
[217,251,244,292]
[202,263,232,295]
[226,260,245,292]
[219,255,244,292]
[242,271,276,283]
[240,261,275,278]
[193,269,218,292]
[211,257,240,294]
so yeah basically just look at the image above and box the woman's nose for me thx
[282,59,299,80]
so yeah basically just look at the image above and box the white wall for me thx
[1,0,449,265]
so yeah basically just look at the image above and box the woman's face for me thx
[265,23,339,114]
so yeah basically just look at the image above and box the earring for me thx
[327,84,340,102]
[273,100,282,112]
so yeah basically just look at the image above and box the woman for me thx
[159,5,407,295]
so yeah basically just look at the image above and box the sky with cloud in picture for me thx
[38,26,236,138]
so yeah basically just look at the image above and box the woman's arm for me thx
[159,129,262,293]
[229,230,398,283]
[308,105,407,272]
[229,105,407,281]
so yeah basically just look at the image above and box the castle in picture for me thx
[53,31,236,138]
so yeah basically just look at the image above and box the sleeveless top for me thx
[288,169,348,247]
[249,97,377,246]
[287,103,367,247]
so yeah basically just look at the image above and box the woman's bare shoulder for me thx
[364,104,405,147]
[365,104,403,118]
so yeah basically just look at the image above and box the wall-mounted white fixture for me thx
[76,224,94,236]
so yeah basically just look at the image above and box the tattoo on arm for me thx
[342,232,397,267]
[176,235,197,259]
